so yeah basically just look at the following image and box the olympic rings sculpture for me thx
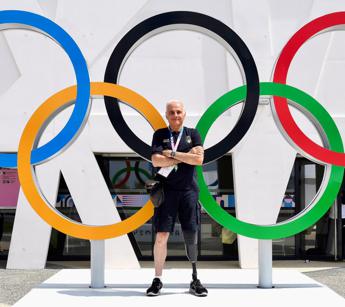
[2,10,345,240]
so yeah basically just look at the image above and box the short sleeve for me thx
[151,130,163,155]
[192,128,203,147]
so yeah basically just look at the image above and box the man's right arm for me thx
[151,154,180,168]
[152,147,201,167]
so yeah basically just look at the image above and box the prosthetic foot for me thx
[183,230,208,296]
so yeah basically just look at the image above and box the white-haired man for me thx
[146,100,208,296]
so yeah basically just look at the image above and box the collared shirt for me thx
[151,127,203,191]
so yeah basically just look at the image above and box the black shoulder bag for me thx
[145,178,164,208]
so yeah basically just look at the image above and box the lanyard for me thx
[169,127,184,153]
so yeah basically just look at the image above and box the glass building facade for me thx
[0,155,344,262]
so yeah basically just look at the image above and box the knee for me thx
[155,232,169,246]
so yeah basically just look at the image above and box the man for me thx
[146,99,208,297]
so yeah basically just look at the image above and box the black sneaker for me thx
[146,278,163,296]
[189,279,208,297]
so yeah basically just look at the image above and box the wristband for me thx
[170,151,176,158]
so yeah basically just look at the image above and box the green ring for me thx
[196,82,344,239]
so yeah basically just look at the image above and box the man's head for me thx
[165,99,186,131]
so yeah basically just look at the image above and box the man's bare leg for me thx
[154,232,170,276]
[146,232,169,296]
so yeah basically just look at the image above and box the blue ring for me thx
[0,10,90,167]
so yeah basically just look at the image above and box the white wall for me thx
[1,0,345,268]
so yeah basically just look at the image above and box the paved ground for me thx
[304,268,345,298]
[0,260,344,306]
[0,269,58,306]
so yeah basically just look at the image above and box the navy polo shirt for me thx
[151,127,203,191]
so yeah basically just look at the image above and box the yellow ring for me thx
[18,82,166,240]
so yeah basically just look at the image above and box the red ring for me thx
[113,160,131,188]
[273,12,345,166]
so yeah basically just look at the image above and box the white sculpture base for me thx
[12,268,345,307]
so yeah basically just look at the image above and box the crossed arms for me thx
[151,146,204,167]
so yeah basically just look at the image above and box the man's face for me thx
[165,102,186,129]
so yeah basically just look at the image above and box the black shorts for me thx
[153,188,200,233]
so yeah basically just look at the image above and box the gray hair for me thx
[166,99,185,112]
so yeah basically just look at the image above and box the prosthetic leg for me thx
[182,230,198,281]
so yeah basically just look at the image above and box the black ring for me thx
[104,11,259,163]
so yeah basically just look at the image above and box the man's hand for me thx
[162,149,172,157]
[172,146,204,165]
[189,146,204,155]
